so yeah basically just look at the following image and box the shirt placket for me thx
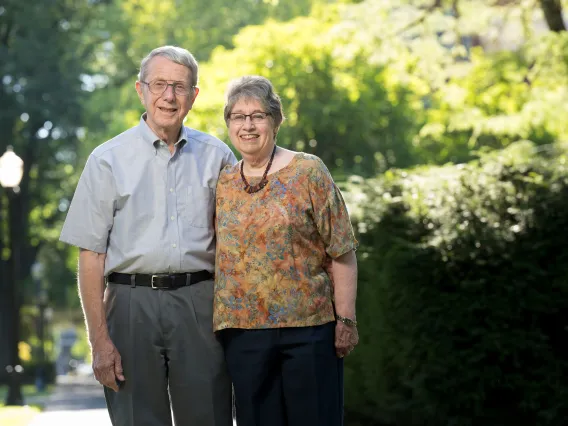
[164,143,182,273]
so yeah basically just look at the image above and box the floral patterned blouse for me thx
[213,152,358,331]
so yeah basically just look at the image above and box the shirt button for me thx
[169,188,173,192]
[170,216,175,221]
[172,243,177,248]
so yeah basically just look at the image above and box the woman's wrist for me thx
[336,314,357,327]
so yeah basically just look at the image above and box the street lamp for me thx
[31,261,48,392]
[0,146,24,406]
[0,146,24,189]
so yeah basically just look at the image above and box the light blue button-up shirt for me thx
[60,115,237,275]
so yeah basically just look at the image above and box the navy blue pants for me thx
[220,322,344,426]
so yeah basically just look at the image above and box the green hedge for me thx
[344,141,568,425]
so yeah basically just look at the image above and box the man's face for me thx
[135,56,199,137]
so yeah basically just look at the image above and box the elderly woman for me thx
[214,75,359,426]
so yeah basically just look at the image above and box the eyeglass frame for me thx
[140,79,197,97]
[228,112,272,125]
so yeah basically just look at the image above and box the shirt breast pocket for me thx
[183,185,215,228]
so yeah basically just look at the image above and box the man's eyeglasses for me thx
[141,80,195,96]
[228,112,271,125]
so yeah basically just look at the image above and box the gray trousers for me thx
[103,279,232,426]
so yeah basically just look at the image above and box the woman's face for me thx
[228,98,276,158]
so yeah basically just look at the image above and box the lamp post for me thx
[0,146,25,406]
[31,261,47,392]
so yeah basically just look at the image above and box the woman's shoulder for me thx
[218,162,240,184]
[293,152,331,176]
[221,161,240,175]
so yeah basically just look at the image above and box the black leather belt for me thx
[107,271,213,289]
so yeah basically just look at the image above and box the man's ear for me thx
[188,87,200,110]
[135,81,145,104]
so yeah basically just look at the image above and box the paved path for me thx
[28,375,237,426]
[28,375,110,426]
[29,408,112,426]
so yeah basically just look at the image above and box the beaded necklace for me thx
[240,145,277,194]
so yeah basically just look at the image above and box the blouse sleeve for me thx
[307,157,358,258]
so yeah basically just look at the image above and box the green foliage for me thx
[346,141,568,424]
[0,0,107,374]
[192,12,420,177]
[417,32,568,164]
[336,0,568,165]
[80,0,568,176]
[0,0,106,303]
[81,0,327,154]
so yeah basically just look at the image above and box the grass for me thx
[0,384,53,426]
[0,405,41,426]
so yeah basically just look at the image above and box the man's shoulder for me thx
[184,127,232,156]
[90,126,141,159]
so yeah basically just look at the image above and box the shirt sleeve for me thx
[223,147,238,168]
[307,157,358,258]
[59,153,116,253]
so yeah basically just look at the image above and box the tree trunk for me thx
[539,0,567,32]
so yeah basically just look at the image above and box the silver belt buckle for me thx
[151,275,160,289]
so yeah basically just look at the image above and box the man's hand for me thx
[335,321,359,358]
[92,337,124,392]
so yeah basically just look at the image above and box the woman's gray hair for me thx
[138,46,199,88]
[224,76,285,129]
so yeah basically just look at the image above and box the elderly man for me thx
[60,46,236,426]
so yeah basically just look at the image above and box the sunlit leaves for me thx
[190,12,420,175]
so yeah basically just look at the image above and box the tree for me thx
[187,10,420,176]
[333,0,568,164]
[80,0,325,157]
[0,0,102,403]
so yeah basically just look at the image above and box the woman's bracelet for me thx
[336,314,357,327]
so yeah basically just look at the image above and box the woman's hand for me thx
[335,321,359,358]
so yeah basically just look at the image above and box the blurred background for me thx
[1,0,567,424]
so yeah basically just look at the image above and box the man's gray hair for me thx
[138,46,199,88]
[223,76,285,129]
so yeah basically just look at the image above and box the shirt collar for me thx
[139,113,187,150]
